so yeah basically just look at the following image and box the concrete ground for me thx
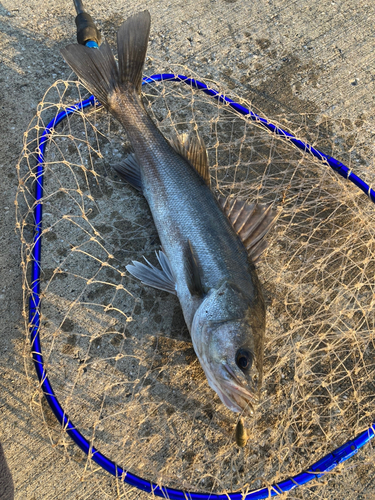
[1,0,375,498]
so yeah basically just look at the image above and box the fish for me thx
[61,10,278,416]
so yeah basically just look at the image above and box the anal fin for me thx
[113,153,143,192]
[126,250,176,294]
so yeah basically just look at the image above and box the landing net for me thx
[16,68,375,499]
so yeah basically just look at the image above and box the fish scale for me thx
[61,10,278,416]
[110,90,254,315]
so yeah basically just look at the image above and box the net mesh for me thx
[15,66,375,498]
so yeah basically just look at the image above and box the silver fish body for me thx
[110,92,262,322]
[61,11,276,414]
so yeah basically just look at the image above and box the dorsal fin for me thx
[168,133,210,186]
[219,197,279,263]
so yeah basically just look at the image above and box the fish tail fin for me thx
[61,11,151,107]
[61,41,118,107]
[117,10,151,95]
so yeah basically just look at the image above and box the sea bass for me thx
[61,11,278,415]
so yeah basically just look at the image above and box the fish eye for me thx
[235,349,253,372]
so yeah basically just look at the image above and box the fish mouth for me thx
[216,364,259,415]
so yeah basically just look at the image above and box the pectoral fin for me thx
[219,197,280,263]
[168,133,210,186]
[185,240,205,297]
[126,251,176,294]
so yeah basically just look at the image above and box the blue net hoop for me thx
[28,74,375,499]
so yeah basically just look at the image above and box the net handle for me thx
[28,75,375,500]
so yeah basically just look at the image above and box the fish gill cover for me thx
[16,68,375,498]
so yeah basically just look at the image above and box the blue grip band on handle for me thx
[85,40,99,48]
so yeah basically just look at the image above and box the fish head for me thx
[191,282,265,415]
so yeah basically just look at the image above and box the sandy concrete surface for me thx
[1,0,375,498]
